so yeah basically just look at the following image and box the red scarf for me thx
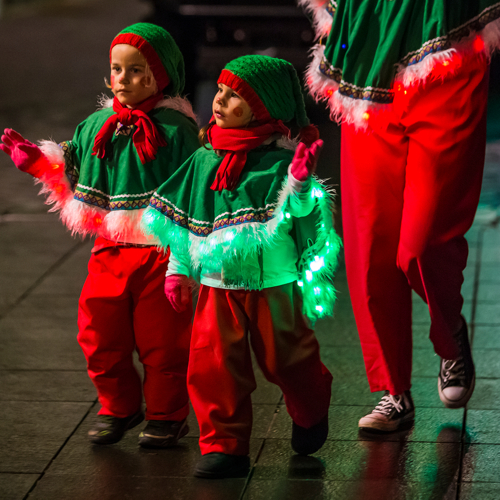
[207,120,290,191]
[92,93,167,165]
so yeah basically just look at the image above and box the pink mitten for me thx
[290,139,324,182]
[0,128,46,177]
[164,274,192,312]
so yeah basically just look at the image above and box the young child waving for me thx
[1,23,199,448]
[142,55,341,478]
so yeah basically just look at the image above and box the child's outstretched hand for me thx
[164,274,193,312]
[1,129,45,177]
[290,139,324,182]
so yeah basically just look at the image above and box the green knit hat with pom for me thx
[111,22,185,96]
[218,54,318,142]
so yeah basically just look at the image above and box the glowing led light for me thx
[326,241,330,246]
[362,112,370,121]
[442,61,450,67]
[473,36,484,52]
[305,270,313,282]
[314,287,321,295]
[341,43,346,49]
[326,89,334,97]
[224,231,235,242]
[285,213,291,219]
[310,256,325,272]
[297,280,303,287]
[315,305,324,313]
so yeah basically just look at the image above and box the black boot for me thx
[291,412,329,455]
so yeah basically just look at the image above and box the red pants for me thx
[341,56,489,395]
[188,284,332,456]
[78,239,192,420]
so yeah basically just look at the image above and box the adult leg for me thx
[78,246,142,418]
[341,120,413,395]
[397,56,489,358]
[132,247,191,422]
[188,285,256,457]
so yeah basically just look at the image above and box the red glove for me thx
[290,139,324,182]
[0,128,47,178]
[164,274,193,312]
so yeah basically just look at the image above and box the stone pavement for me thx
[1,1,500,499]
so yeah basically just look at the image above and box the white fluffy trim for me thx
[298,0,335,40]
[306,45,390,130]
[396,18,500,87]
[37,140,156,244]
[97,94,198,123]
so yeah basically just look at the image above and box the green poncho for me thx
[301,0,500,127]
[38,97,199,243]
[142,141,342,324]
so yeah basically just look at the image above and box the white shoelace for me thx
[372,393,403,415]
[441,358,465,384]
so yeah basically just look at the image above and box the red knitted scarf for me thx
[207,120,290,191]
[92,93,167,165]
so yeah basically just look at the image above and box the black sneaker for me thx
[138,418,189,449]
[88,411,144,445]
[358,391,415,432]
[193,453,250,479]
[291,412,329,455]
[438,318,475,408]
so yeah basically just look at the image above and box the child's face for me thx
[110,44,156,107]
[212,84,254,128]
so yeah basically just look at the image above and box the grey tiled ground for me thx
[2,1,500,499]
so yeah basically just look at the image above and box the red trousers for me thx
[188,283,332,456]
[341,56,489,395]
[78,239,192,420]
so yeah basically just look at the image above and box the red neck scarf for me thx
[92,93,167,165]
[208,120,290,191]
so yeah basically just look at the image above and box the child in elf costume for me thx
[301,0,500,431]
[142,54,341,478]
[0,23,199,447]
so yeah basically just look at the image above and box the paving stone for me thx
[459,482,500,499]
[243,479,457,500]
[467,379,500,409]
[465,410,500,444]
[475,302,500,324]
[476,282,500,302]
[253,439,462,485]
[0,473,40,500]
[472,325,500,349]
[479,262,500,283]
[320,346,367,378]
[268,404,463,443]
[461,443,500,482]
[471,349,500,378]
[46,409,263,478]
[0,401,93,473]
[30,475,246,500]
[0,370,95,402]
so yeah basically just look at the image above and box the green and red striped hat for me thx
[218,55,319,143]
[110,23,185,96]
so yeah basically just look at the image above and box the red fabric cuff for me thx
[217,69,271,123]
[111,33,170,92]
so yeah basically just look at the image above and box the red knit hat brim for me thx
[217,69,272,123]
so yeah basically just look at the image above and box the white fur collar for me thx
[96,94,198,124]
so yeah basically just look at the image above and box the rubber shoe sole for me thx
[138,420,189,449]
[358,409,415,432]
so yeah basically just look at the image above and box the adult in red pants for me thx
[301,0,500,431]
[78,240,192,426]
[342,56,488,429]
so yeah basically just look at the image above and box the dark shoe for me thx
[291,413,329,455]
[88,411,144,445]
[138,418,189,449]
[358,390,415,432]
[194,452,250,479]
[438,318,475,408]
